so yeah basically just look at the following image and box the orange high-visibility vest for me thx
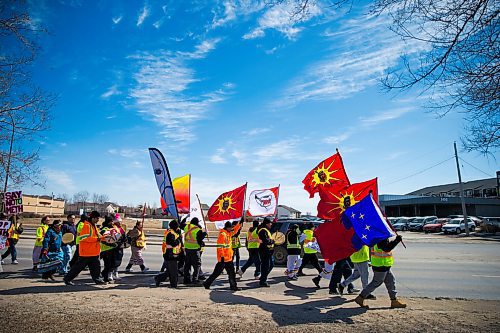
[79,221,101,257]
[216,223,241,262]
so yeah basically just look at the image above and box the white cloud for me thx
[359,107,414,127]
[43,169,76,192]
[210,148,228,164]
[137,5,150,26]
[211,0,237,29]
[244,127,271,136]
[254,138,302,160]
[210,0,264,30]
[323,133,350,145]
[243,1,321,40]
[130,42,231,145]
[273,11,428,109]
[101,85,120,99]
[112,15,123,24]
[108,148,143,158]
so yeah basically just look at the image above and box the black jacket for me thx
[164,229,181,261]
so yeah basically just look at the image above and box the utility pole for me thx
[454,142,469,236]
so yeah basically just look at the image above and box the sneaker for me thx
[32,266,38,272]
[0,260,4,265]
[338,283,345,295]
[198,275,206,281]
[203,282,210,290]
[254,275,260,280]
[113,272,122,280]
[288,276,298,281]
[348,287,360,294]
[11,260,18,265]
[236,269,243,277]
[365,294,377,300]
[312,276,321,288]
[297,271,306,277]
[329,289,339,295]
[154,275,161,287]
[94,278,107,285]
[48,275,56,282]
[142,267,150,273]
[64,279,74,286]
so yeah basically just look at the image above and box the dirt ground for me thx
[0,275,498,333]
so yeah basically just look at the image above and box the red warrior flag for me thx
[314,220,364,263]
[302,152,350,198]
[207,184,247,222]
[317,178,378,221]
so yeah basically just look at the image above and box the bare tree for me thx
[92,193,99,209]
[58,193,72,204]
[268,0,499,154]
[97,194,109,204]
[0,3,54,194]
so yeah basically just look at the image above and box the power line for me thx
[385,156,455,185]
[458,157,494,178]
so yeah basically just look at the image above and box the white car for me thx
[442,218,476,234]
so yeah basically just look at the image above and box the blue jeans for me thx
[61,245,74,273]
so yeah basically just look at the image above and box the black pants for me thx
[157,259,179,288]
[329,258,354,291]
[1,239,17,261]
[233,248,240,270]
[100,250,115,281]
[298,253,322,274]
[183,249,201,283]
[114,248,124,270]
[259,251,274,285]
[65,255,101,283]
[42,269,57,279]
[204,260,237,290]
[241,249,261,277]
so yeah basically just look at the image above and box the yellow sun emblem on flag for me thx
[325,191,358,215]
[311,162,340,186]
[214,194,237,215]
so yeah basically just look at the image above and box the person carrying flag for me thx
[355,235,407,309]
[183,217,206,285]
[203,220,242,291]
[239,220,261,279]
[297,223,322,277]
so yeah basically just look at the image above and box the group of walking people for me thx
[1,211,407,309]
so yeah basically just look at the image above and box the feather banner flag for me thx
[302,152,350,198]
[160,174,190,214]
[149,148,179,219]
[207,184,247,222]
[247,186,279,217]
[317,178,378,221]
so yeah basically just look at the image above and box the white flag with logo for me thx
[188,194,205,229]
[247,187,279,217]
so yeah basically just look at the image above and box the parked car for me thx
[481,217,500,233]
[442,218,476,234]
[447,215,482,226]
[270,219,324,265]
[409,216,437,232]
[423,218,450,233]
[392,217,413,231]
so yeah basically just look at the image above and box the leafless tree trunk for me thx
[0,4,55,193]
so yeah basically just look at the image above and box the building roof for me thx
[407,178,497,196]
[278,204,301,213]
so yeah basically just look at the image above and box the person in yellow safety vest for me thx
[231,220,242,274]
[257,218,275,287]
[155,220,182,288]
[239,220,261,279]
[355,235,407,309]
[64,211,107,286]
[99,216,117,283]
[182,217,207,284]
[297,223,322,277]
[1,214,22,265]
[32,216,51,271]
[337,245,376,299]
[203,219,243,291]
[285,224,302,280]
[68,214,87,269]
[125,221,149,273]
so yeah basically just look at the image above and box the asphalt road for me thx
[2,233,500,300]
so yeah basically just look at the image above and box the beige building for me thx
[22,194,65,216]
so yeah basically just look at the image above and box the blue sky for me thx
[21,0,498,214]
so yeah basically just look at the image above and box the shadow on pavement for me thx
[209,290,367,326]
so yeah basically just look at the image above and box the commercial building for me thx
[381,176,500,217]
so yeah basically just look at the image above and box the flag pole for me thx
[274,184,280,222]
[196,193,209,241]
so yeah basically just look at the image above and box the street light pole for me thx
[454,142,469,236]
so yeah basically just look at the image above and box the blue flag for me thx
[342,194,395,247]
